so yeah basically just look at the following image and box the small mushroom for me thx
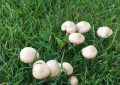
[69,33,85,45]
[97,27,113,38]
[81,45,97,59]
[62,62,73,76]
[76,21,91,33]
[61,21,77,34]
[20,47,39,63]
[32,60,50,79]
[69,76,79,85]
[46,60,60,78]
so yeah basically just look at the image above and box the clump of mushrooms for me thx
[69,76,79,85]
[32,60,50,79]
[76,21,91,33]
[19,19,114,84]
[69,33,85,45]
[46,60,60,78]
[97,26,113,38]
[81,45,98,59]
[61,21,77,34]
[20,47,39,63]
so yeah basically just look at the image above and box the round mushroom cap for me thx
[97,27,113,38]
[61,21,77,33]
[69,76,79,85]
[32,60,50,79]
[20,47,39,63]
[46,60,60,78]
[69,33,85,45]
[76,21,91,33]
[81,45,97,59]
[62,62,73,75]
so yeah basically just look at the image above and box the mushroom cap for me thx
[62,62,73,75]
[97,27,113,38]
[32,60,50,79]
[76,21,91,33]
[69,33,85,45]
[46,60,60,78]
[69,76,79,85]
[81,45,97,59]
[20,47,39,63]
[61,21,77,33]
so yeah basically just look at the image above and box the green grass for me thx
[0,0,120,85]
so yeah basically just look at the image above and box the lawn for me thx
[0,0,120,85]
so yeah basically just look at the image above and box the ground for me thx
[0,0,120,85]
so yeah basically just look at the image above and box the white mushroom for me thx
[69,33,85,45]
[61,21,77,34]
[76,21,91,33]
[69,76,79,85]
[46,60,60,78]
[62,62,73,75]
[97,27,113,38]
[81,45,97,59]
[20,47,39,63]
[32,60,50,79]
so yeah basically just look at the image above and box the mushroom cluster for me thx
[19,47,78,84]
[61,21,113,59]
[19,20,113,85]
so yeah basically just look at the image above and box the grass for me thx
[0,0,120,85]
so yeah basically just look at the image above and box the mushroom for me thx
[20,47,39,63]
[97,27,113,38]
[62,62,73,76]
[69,76,79,85]
[32,60,50,79]
[76,21,91,33]
[81,45,97,59]
[69,33,85,45]
[61,21,77,34]
[46,60,60,78]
